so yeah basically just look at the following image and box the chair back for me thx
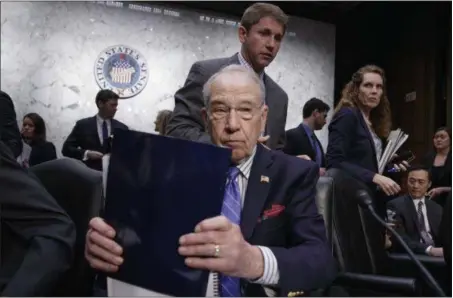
[31,158,103,296]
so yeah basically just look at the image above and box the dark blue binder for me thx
[103,129,231,296]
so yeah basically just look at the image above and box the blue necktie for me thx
[220,167,242,297]
[102,120,108,144]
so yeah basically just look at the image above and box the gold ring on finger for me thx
[213,244,220,258]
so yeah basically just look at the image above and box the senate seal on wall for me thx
[94,45,149,98]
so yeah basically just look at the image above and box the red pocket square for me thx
[258,204,286,222]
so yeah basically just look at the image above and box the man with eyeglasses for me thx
[84,65,337,297]
[283,98,330,175]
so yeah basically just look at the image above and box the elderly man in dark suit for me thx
[166,2,289,150]
[62,89,128,171]
[0,140,76,296]
[0,90,22,158]
[84,65,337,297]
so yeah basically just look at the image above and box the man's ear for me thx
[261,105,269,133]
[238,26,247,44]
[201,107,209,130]
[428,181,432,190]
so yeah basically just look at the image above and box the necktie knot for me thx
[418,200,424,208]
[228,167,240,181]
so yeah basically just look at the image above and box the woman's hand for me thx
[427,187,452,199]
[373,174,401,196]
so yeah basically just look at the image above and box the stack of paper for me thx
[378,128,409,174]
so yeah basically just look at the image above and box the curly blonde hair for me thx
[334,65,392,138]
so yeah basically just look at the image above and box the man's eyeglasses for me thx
[209,104,263,120]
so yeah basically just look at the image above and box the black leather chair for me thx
[30,158,104,296]
[316,169,423,296]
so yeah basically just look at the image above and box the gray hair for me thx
[202,65,265,107]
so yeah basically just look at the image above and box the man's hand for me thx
[178,216,264,280]
[85,217,123,272]
[297,155,311,161]
[428,247,444,258]
[319,167,326,176]
[86,150,104,160]
[258,135,270,144]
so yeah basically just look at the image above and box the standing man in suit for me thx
[0,140,76,296]
[62,89,128,171]
[166,2,289,150]
[387,166,444,257]
[84,65,337,296]
[0,90,22,158]
[283,98,330,175]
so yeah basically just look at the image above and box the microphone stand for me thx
[366,204,446,297]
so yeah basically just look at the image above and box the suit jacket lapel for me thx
[90,116,102,148]
[354,108,379,171]
[298,125,316,158]
[241,144,273,240]
[228,53,240,65]
[404,195,421,233]
[263,75,277,136]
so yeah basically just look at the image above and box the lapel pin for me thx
[260,175,270,183]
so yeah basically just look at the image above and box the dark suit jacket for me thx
[29,140,57,167]
[0,91,22,158]
[326,107,381,187]
[438,192,451,292]
[242,145,337,296]
[283,124,326,167]
[62,116,128,171]
[0,141,76,296]
[387,195,443,255]
[166,53,289,150]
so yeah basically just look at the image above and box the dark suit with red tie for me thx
[241,144,337,296]
[62,116,128,171]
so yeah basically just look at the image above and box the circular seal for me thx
[94,45,149,98]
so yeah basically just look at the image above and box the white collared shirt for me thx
[206,146,280,297]
[237,52,265,82]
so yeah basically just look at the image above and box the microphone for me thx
[355,190,446,297]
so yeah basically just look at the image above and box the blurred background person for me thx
[284,97,330,175]
[62,90,128,171]
[21,112,57,167]
[326,65,409,217]
[0,90,22,158]
[422,127,451,207]
[154,109,173,135]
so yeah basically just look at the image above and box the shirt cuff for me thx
[83,150,89,161]
[425,245,433,255]
[249,246,280,286]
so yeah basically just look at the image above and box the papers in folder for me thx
[378,128,409,174]
[103,130,231,297]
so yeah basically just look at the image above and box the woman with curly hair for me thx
[154,110,173,135]
[326,65,409,206]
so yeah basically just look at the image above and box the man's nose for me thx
[226,110,241,131]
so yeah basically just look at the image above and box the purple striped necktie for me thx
[220,167,242,297]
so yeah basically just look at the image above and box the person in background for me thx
[0,140,76,296]
[326,65,409,217]
[387,166,443,257]
[154,109,173,135]
[62,89,128,171]
[283,98,330,175]
[422,127,451,207]
[84,65,337,297]
[21,112,57,167]
[0,90,22,158]
[166,2,289,150]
